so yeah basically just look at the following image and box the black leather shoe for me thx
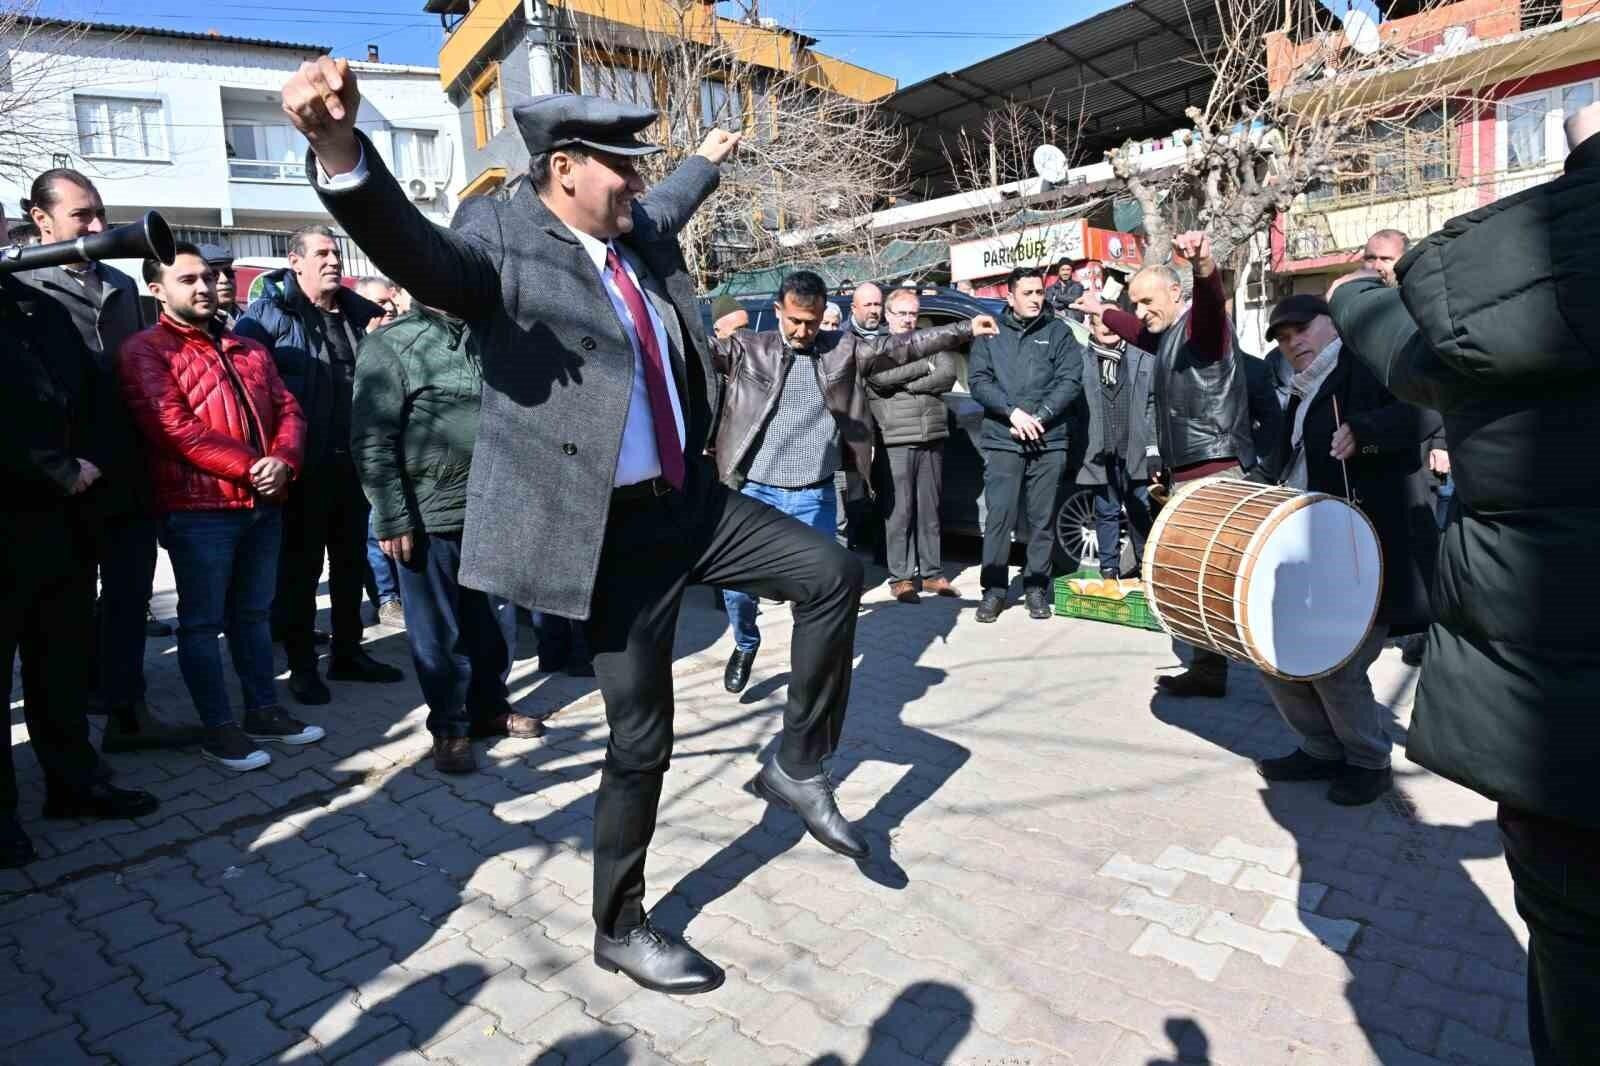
[753,759,868,859]
[327,650,404,684]
[1329,765,1393,806]
[1257,750,1345,782]
[1155,669,1227,699]
[975,590,1005,623]
[0,817,36,869]
[594,920,725,995]
[1025,587,1052,620]
[288,669,332,706]
[43,781,159,820]
[101,702,205,752]
[724,649,756,694]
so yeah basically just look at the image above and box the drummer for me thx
[1253,295,1440,806]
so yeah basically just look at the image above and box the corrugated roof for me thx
[884,0,1226,194]
[15,16,327,54]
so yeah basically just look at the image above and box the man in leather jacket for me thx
[711,270,996,694]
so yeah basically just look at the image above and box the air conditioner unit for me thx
[405,177,433,201]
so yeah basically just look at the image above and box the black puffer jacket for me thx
[1331,130,1600,828]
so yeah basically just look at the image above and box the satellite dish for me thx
[1341,5,1382,56]
[1033,143,1069,185]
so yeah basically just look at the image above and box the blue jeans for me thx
[366,517,400,607]
[393,531,517,738]
[1093,464,1154,577]
[723,480,837,652]
[161,507,283,728]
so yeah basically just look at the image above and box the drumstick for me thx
[1331,396,1360,580]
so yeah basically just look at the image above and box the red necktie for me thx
[605,246,685,490]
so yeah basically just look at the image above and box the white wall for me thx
[0,28,459,235]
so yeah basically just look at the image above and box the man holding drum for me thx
[1252,295,1439,806]
[1074,232,1280,698]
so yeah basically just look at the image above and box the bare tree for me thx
[1111,0,1556,270]
[567,0,914,288]
[932,96,1094,245]
[0,4,94,188]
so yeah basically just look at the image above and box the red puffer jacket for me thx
[119,316,306,513]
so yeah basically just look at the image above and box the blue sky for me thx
[33,0,1130,89]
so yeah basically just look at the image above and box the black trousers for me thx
[1501,805,1600,1065]
[881,442,944,583]
[980,448,1065,591]
[586,475,863,937]
[279,454,370,670]
[2,518,98,816]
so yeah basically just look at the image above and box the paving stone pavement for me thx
[3,550,1532,1065]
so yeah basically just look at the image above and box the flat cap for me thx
[711,294,744,321]
[1267,293,1333,338]
[197,242,234,267]
[514,94,663,158]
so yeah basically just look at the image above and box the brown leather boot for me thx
[889,580,919,603]
[432,736,477,774]
[921,575,959,597]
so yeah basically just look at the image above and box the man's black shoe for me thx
[1025,587,1052,620]
[753,759,868,859]
[594,920,724,995]
[43,781,159,820]
[0,817,36,869]
[975,590,1005,623]
[1257,749,1346,782]
[288,669,332,706]
[724,649,756,694]
[1329,765,1393,806]
[327,650,404,684]
[1156,669,1227,699]
[101,702,204,752]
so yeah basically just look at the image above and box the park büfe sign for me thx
[950,221,1144,283]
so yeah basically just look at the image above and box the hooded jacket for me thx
[351,307,481,538]
[1331,129,1600,827]
[235,268,381,463]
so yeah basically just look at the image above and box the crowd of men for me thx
[2,58,1595,1058]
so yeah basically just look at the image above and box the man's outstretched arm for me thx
[283,57,501,322]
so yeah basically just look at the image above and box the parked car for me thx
[698,287,1138,575]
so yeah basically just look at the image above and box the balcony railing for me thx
[228,158,301,183]
[174,226,376,278]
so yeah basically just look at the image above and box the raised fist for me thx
[282,57,363,174]
[970,314,999,336]
[1171,230,1215,277]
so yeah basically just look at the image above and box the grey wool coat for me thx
[309,131,722,618]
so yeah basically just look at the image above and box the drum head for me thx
[1241,498,1382,679]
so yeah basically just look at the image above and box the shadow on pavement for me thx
[809,981,975,1065]
[1148,666,1531,1064]
[1146,1016,1211,1064]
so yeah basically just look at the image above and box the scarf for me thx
[1089,338,1123,386]
[1282,338,1341,490]
[849,316,882,341]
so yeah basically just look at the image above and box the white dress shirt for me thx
[317,149,687,486]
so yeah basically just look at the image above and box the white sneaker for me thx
[201,724,272,772]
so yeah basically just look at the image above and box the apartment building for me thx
[1268,0,1600,292]
[0,19,464,274]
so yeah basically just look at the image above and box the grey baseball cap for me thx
[513,94,663,158]
[197,243,234,268]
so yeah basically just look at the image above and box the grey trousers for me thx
[1258,625,1392,769]
[882,442,944,583]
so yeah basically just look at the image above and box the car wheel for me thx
[1053,486,1135,576]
